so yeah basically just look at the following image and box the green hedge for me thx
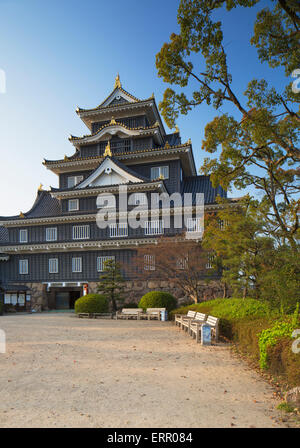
[169,298,271,321]
[75,294,109,314]
[138,291,177,313]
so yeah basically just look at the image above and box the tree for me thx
[203,196,275,299]
[131,237,220,303]
[203,196,300,311]
[97,259,126,312]
[156,0,300,249]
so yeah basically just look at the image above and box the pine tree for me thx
[97,259,126,312]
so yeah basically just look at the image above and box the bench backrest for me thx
[186,310,197,318]
[206,315,219,327]
[194,312,206,322]
[122,308,142,314]
[146,308,166,314]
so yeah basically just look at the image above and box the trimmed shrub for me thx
[75,294,109,314]
[138,291,177,313]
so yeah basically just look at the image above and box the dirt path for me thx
[0,313,286,428]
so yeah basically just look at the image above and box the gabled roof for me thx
[181,176,227,205]
[76,74,142,113]
[75,75,166,136]
[75,155,148,188]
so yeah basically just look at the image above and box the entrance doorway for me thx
[52,287,83,310]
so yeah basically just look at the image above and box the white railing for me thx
[144,220,164,235]
[49,258,58,273]
[72,225,90,240]
[144,254,155,271]
[109,223,128,238]
[72,257,82,273]
[186,217,202,233]
[46,227,57,241]
[97,256,115,272]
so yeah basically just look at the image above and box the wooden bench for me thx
[190,315,220,343]
[146,308,166,320]
[115,308,143,320]
[174,310,196,328]
[183,312,207,335]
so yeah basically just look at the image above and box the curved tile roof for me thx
[69,121,161,142]
[181,176,227,205]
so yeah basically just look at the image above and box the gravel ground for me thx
[0,313,286,428]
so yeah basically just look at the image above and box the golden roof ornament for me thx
[165,141,170,148]
[104,140,112,157]
[159,173,165,180]
[110,116,117,125]
[175,125,180,133]
[19,212,25,218]
[64,154,68,161]
[114,73,121,89]
[38,183,43,191]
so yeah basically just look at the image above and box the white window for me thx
[133,193,147,206]
[218,219,228,230]
[72,225,90,240]
[46,227,57,241]
[49,258,58,274]
[19,259,28,274]
[72,257,82,273]
[109,223,128,238]
[186,217,202,233]
[19,229,28,243]
[150,165,169,180]
[97,256,115,272]
[144,220,164,236]
[206,253,215,269]
[68,199,79,211]
[67,175,84,188]
[176,257,188,270]
[144,254,155,271]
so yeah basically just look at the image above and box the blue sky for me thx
[0,0,286,215]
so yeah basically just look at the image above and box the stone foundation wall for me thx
[19,279,224,311]
[88,279,224,307]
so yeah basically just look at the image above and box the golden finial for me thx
[110,116,117,125]
[104,140,112,157]
[151,92,155,98]
[19,212,25,218]
[165,141,170,148]
[158,173,165,180]
[154,121,159,127]
[187,138,191,145]
[38,183,43,191]
[64,154,68,161]
[175,125,180,133]
[114,73,121,89]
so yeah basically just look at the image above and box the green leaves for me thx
[97,259,126,311]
